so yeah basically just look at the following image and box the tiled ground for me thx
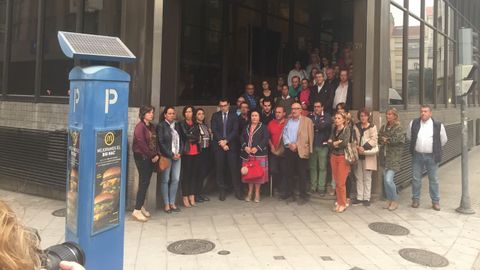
[3,146,480,270]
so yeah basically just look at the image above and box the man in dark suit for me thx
[309,72,334,114]
[211,98,243,201]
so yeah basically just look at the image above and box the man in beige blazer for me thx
[282,102,314,205]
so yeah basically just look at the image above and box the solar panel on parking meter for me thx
[58,31,136,62]
[58,31,135,270]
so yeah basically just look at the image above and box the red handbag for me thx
[241,156,264,182]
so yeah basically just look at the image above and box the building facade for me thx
[0,0,479,207]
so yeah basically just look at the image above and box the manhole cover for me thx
[167,239,215,255]
[399,248,449,267]
[52,208,66,217]
[368,222,409,236]
[218,250,230,255]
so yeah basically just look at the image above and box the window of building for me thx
[178,0,354,105]
[447,39,455,104]
[436,33,445,104]
[407,16,421,105]
[179,0,224,103]
[448,7,455,38]
[424,0,434,22]
[83,0,121,36]
[437,0,445,33]
[7,0,38,95]
[409,0,421,18]
[266,0,289,19]
[41,0,77,97]
[424,26,434,104]
[389,4,404,105]
[0,0,6,90]
[392,0,404,7]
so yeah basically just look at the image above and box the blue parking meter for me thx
[58,32,135,270]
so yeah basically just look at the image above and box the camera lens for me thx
[44,242,85,270]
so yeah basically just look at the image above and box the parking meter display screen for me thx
[93,129,122,234]
[67,130,80,233]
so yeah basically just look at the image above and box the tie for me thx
[222,112,227,138]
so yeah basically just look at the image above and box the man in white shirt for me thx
[332,69,352,111]
[406,105,448,211]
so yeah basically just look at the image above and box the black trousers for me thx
[181,154,200,196]
[284,149,308,198]
[196,148,211,196]
[214,145,241,193]
[134,154,154,210]
[269,153,287,194]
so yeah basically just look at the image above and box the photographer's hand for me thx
[59,261,86,270]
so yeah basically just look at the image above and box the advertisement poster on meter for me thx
[93,129,122,234]
[66,130,80,233]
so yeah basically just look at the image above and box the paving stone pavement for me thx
[2,146,480,270]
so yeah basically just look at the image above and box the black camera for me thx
[42,242,85,270]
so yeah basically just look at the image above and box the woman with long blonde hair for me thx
[0,200,85,270]
[0,200,42,270]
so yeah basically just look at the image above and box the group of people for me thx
[131,105,212,221]
[131,63,447,219]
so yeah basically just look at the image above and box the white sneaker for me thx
[132,210,148,222]
[141,207,151,217]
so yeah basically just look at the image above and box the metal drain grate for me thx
[167,239,215,255]
[52,208,66,217]
[369,222,410,236]
[321,256,334,261]
[273,256,285,260]
[217,250,230,255]
[399,248,449,267]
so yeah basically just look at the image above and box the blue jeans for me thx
[412,152,440,203]
[160,158,181,205]
[383,169,397,200]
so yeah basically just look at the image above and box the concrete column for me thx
[145,0,164,211]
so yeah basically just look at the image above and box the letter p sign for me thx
[105,88,118,114]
